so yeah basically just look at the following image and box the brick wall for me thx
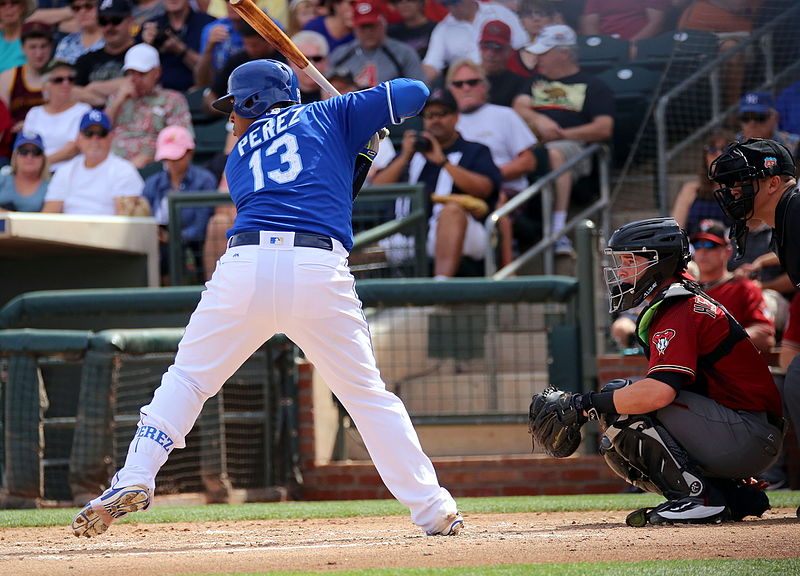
[296,361,626,500]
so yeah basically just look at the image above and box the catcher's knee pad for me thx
[603,414,705,500]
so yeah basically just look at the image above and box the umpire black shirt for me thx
[773,184,800,288]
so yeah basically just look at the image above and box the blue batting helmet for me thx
[212,59,301,118]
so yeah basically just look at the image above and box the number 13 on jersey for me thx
[249,133,303,188]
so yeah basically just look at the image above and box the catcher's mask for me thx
[604,218,689,313]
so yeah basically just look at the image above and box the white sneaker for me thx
[626,496,730,527]
[426,511,464,536]
[553,236,575,257]
[72,484,152,538]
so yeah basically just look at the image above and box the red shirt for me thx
[646,292,782,415]
[782,294,800,346]
[705,276,773,331]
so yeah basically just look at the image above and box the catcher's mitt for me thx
[431,193,489,218]
[528,387,587,458]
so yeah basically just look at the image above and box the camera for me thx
[152,26,173,49]
[413,134,432,153]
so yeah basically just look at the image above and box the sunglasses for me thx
[450,78,482,89]
[480,42,507,52]
[740,112,769,123]
[16,146,43,157]
[70,2,95,11]
[519,9,551,17]
[0,0,23,7]
[691,240,722,250]
[422,110,452,120]
[99,15,125,27]
[50,75,76,84]
[82,128,109,138]
[307,55,325,63]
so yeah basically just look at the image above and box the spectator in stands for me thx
[289,30,329,102]
[508,0,562,78]
[202,126,236,280]
[289,0,320,35]
[422,0,528,83]
[140,0,214,92]
[194,2,243,89]
[72,0,136,108]
[205,0,288,29]
[54,0,104,64]
[736,91,800,155]
[372,88,502,278]
[386,0,435,59]
[675,0,759,108]
[690,219,776,353]
[204,20,287,115]
[132,0,165,26]
[329,0,425,87]
[0,0,34,74]
[23,59,92,172]
[143,125,215,284]
[303,0,354,53]
[106,42,192,169]
[512,24,614,256]
[776,80,800,137]
[579,0,670,45]
[0,21,52,135]
[477,20,527,107]
[0,99,12,164]
[731,220,795,300]
[670,129,732,235]
[42,108,146,215]
[447,58,536,265]
[0,132,50,212]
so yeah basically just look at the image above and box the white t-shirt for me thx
[46,153,144,215]
[23,103,92,171]
[457,103,537,193]
[423,2,529,73]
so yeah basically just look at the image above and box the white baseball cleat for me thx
[71,484,152,538]
[426,511,464,536]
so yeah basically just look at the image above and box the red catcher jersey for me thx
[706,277,774,330]
[647,294,782,415]
[782,293,800,345]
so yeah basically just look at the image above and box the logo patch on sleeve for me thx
[652,329,676,356]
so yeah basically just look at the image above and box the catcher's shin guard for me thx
[599,436,660,494]
[602,414,705,500]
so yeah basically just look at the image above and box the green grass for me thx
[1,492,797,528]
[192,559,800,576]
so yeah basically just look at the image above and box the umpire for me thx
[709,137,800,516]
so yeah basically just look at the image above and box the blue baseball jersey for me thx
[225,79,429,250]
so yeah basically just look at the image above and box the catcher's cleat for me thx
[427,511,464,536]
[72,484,151,538]
[627,497,730,527]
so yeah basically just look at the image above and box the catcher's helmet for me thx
[212,59,301,118]
[604,217,690,312]
[708,138,796,222]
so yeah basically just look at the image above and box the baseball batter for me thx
[72,59,463,538]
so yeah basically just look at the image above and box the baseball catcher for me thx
[532,217,783,527]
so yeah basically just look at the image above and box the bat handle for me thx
[302,63,340,98]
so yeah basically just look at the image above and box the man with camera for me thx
[372,88,502,278]
[141,0,213,92]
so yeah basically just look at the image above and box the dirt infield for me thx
[2,509,798,576]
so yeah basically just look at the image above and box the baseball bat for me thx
[227,0,340,98]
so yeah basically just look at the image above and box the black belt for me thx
[228,231,333,251]
[766,411,785,431]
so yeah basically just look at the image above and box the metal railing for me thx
[654,4,800,214]
[484,144,611,278]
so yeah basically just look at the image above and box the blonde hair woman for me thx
[0,132,50,212]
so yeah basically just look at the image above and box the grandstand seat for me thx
[388,115,423,148]
[138,161,163,181]
[184,87,221,125]
[596,65,664,166]
[577,35,630,74]
[634,29,719,70]
[193,118,229,166]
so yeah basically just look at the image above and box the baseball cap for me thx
[738,91,775,115]
[525,24,576,55]
[736,138,796,178]
[43,58,74,74]
[123,43,160,73]
[480,20,511,47]
[13,131,44,152]
[352,0,385,26]
[97,0,132,17]
[21,21,52,41]
[155,126,195,161]
[424,87,457,111]
[690,219,727,246]
[80,109,112,132]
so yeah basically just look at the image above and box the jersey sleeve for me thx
[646,300,700,382]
